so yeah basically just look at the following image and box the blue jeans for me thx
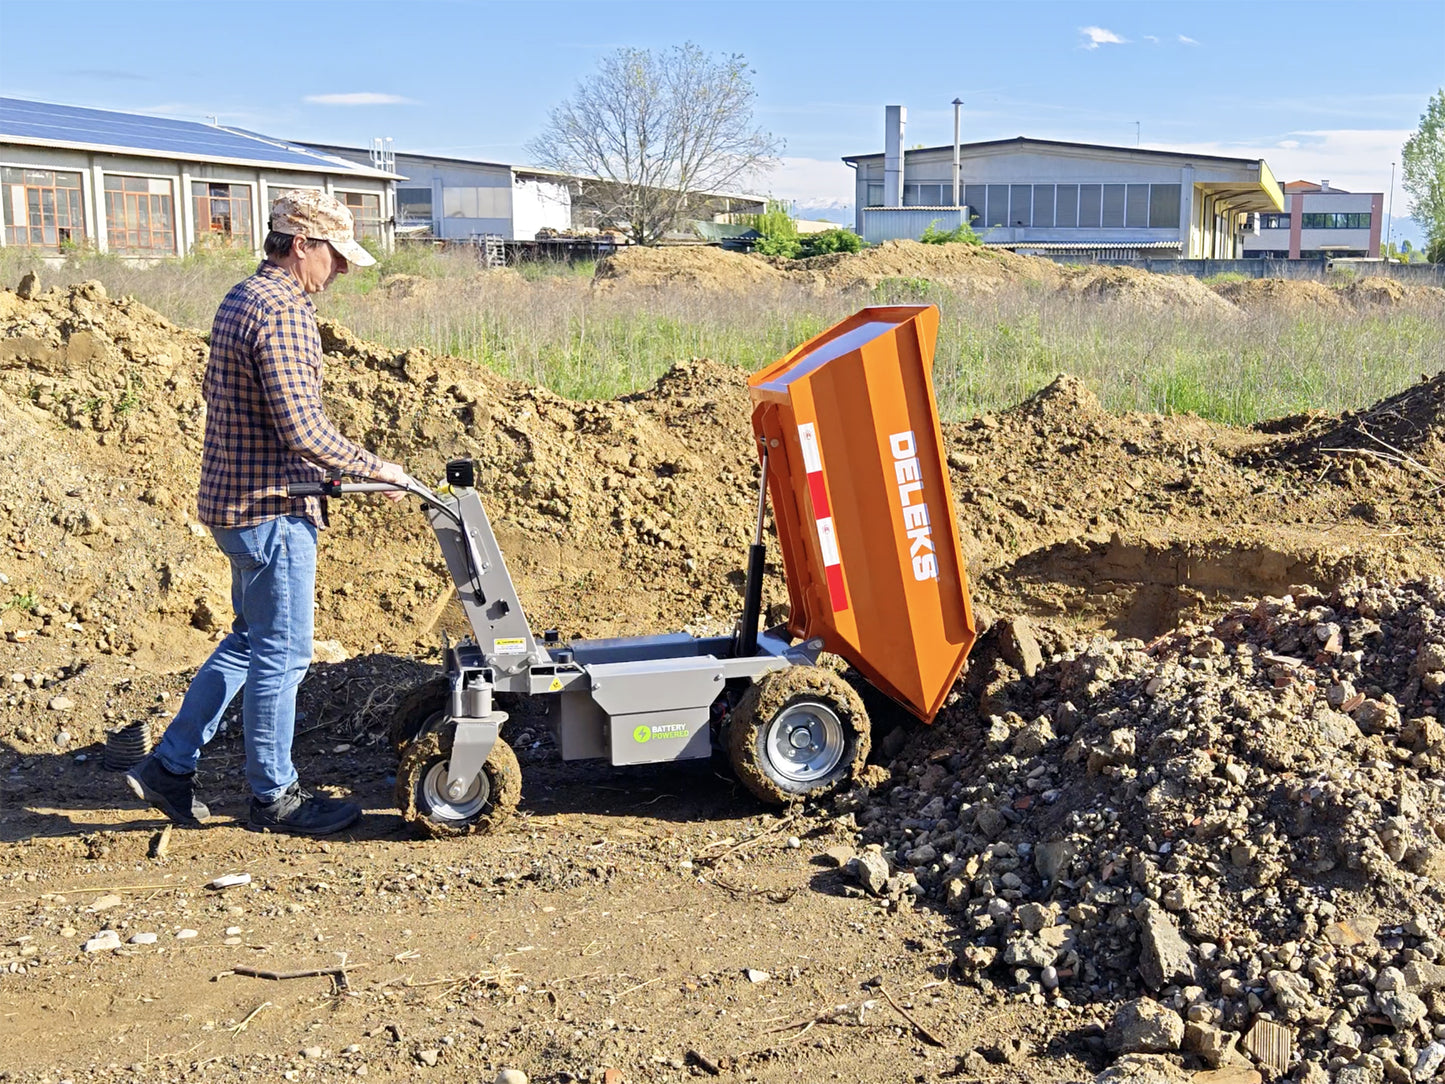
[153,516,317,802]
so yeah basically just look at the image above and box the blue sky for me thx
[2,0,1441,242]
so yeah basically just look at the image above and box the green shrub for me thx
[919,219,982,246]
[798,228,862,258]
[753,234,802,258]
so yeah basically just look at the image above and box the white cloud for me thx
[1143,34,1159,44]
[1079,26,1127,49]
[1178,35,1200,46]
[1277,139,1300,149]
[303,92,415,106]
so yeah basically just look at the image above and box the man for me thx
[127,190,408,836]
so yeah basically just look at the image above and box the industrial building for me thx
[0,97,399,258]
[843,106,1285,259]
[303,143,572,243]
[311,142,768,250]
[1242,179,1382,260]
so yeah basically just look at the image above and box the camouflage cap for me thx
[268,189,376,267]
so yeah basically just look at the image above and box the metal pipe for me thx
[738,449,770,657]
[952,99,963,208]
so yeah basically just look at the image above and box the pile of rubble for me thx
[843,577,1445,1081]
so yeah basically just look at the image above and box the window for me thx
[3,167,85,249]
[1055,184,1079,227]
[902,184,922,206]
[1009,184,1031,227]
[1259,213,1291,230]
[985,185,1008,228]
[1032,185,1054,228]
[1149,185,1182,229]
[1125,184,1150,228]
[1078,184,1101,227]
[964,185,986,224]
[193,181,253,246]
[340,191,383,242]
[1301,212,1371,229]
[398,187,434,222]
[919,183,944,206]
[442,186,509,218]
[104,175,174,254]
[1101,184,1126,227]
[866,184,883,208]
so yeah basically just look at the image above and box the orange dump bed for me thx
[748,305,975,722]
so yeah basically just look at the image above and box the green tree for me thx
[529,44,781,246]
[1401,89,1445,262]
[749,200,800,257]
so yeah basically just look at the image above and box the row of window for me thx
[865,181,1183,230]
[1,168,383,254]
[1259,212,1374,231]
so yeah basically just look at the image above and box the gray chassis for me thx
[306,472,819,806]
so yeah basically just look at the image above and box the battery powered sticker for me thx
[494,637,527,656]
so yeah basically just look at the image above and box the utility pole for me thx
[952,99,963,208]
[1386,160,1396,256]
[1135,121,1141,147]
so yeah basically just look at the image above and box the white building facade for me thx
[307,146,572,242]
[843,111,1285,260]
[0,98,398,259]
[1243,180,1382,260]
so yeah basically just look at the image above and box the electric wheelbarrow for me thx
[291,305,977,837]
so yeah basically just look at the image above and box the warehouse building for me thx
[0,97,398,258]
[304,143,572,242]
[311,142,768,247]
[1242,179,1381,260]
[843,106,1285,259]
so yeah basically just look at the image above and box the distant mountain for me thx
[792,204,853,225]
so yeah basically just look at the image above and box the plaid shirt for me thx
[197,262,386,528]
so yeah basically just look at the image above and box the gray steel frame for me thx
[328,476,814,791]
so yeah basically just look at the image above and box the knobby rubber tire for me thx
[726,666,870,806]
[395,728,522,838]
[389,676,450,751]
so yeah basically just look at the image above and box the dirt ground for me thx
[2,262,1445,1084]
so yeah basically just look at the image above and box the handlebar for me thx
[287,476,441,505]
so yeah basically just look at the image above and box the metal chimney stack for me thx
[884,105,906,207]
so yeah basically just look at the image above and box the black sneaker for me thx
[125,755,211,827]
[249,783,361,836]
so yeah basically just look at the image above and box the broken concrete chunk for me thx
[1137,900,1195,990]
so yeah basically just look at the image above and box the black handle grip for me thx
[286,480,340,498]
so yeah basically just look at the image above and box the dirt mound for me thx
[594,245,790,290]
[1059,264,1235,313]
[1209,278,1346,312]
[795,239,1052,292]
[851,576,1445,1079]
[1254,372,1445,488]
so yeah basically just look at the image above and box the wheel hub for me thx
[421,760,491,822]
[765,700,846,783]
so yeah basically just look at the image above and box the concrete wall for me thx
[1048,256,1445,284]
[0,141,392,257]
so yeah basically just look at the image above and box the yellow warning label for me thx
[548,677,563,692]
[494,637,526,656]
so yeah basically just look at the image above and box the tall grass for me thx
[3,247,1441,424]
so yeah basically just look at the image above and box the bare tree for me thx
[529,44,780,245]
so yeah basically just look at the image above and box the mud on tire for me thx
[726,665,870,806]
[389,676,450,752]
[395,726,522,838]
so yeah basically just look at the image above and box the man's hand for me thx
[375,461,410,503]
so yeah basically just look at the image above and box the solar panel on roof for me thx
[0,98,386,174]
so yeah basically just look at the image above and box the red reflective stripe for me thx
[807,471,830,517]
[825,563,848,612]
